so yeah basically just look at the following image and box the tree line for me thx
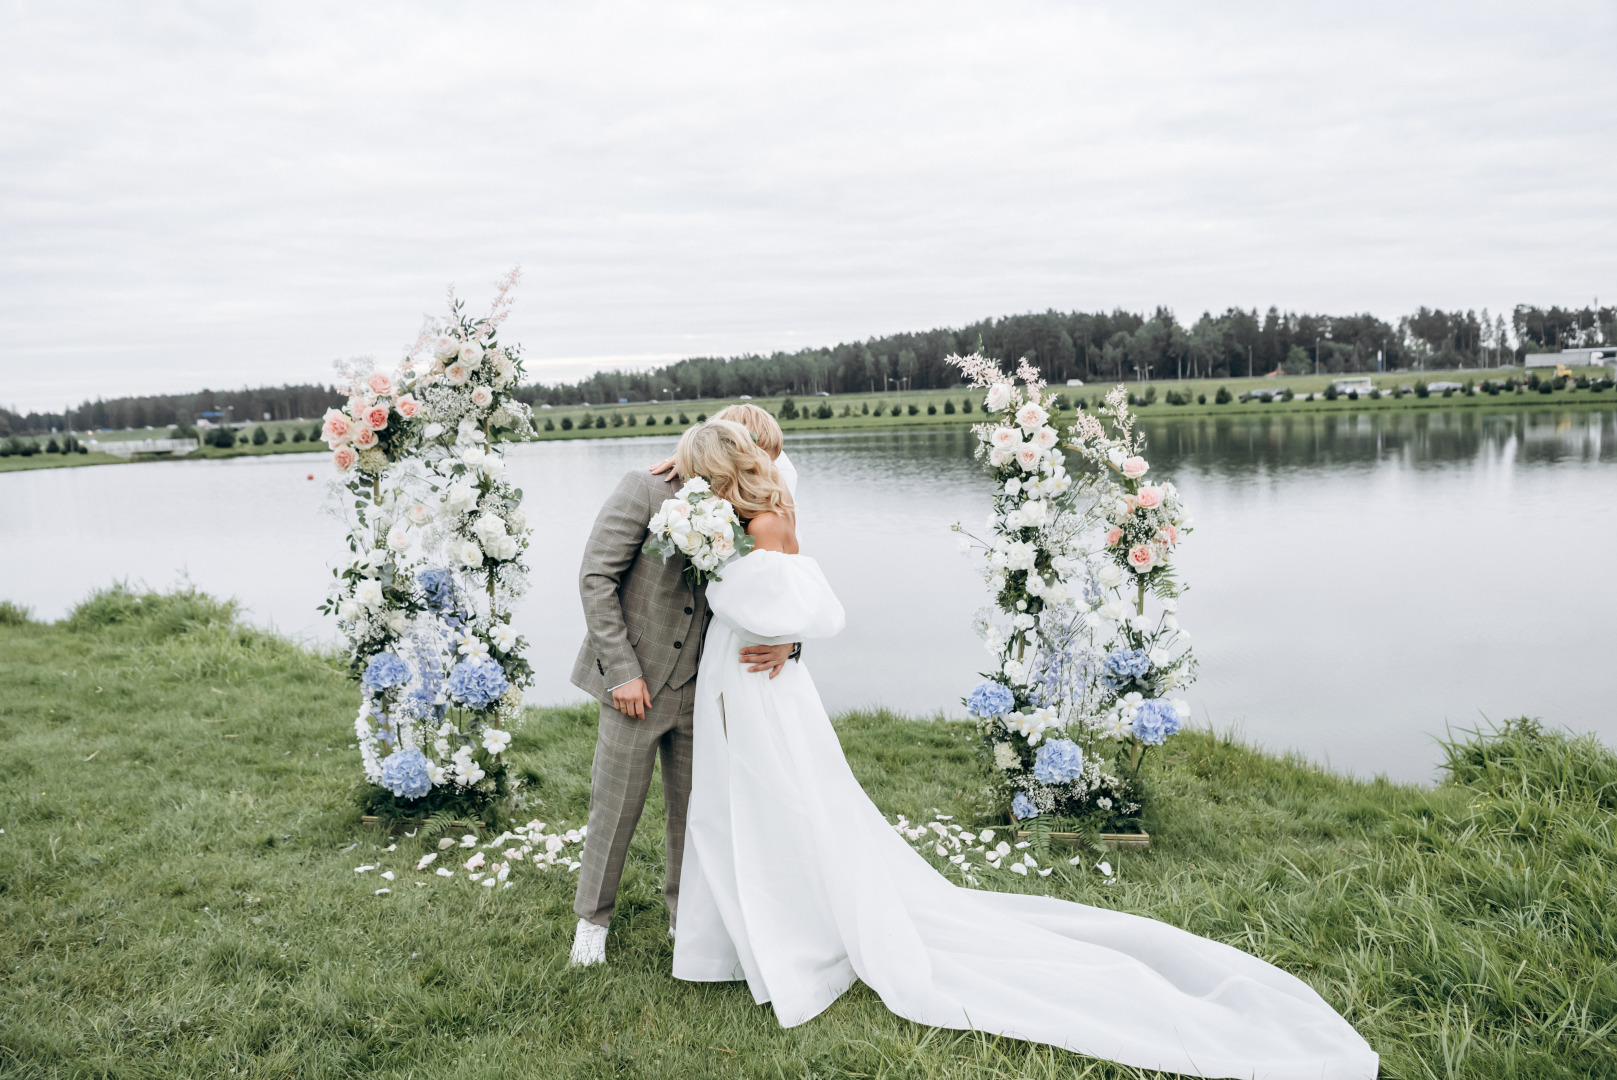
[3,302,1611,435]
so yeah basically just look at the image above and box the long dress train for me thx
[672,550,1378,1080]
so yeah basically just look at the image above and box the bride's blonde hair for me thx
[675,419,793,522]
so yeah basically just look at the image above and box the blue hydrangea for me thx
[418,568,457,611]
[447,658,510,710]
[1101,647,1152,690]
[361,652,412,692]
[1032,738,1085,784]
[1011,791,1039,820]
[1132,698,1183,746]
[379,747,433,799]
[965,680,1016,719]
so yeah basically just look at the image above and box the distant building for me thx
[1427,381,1464,392]
[1525,347,1617,369]
[1066,379,1085,387]
[1331,377,1374,395]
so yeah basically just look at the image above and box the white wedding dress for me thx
[673,550,1378,1080]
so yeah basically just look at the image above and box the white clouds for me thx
[1,1,1613,409]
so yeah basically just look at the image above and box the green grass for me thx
[2,587,1615,1078]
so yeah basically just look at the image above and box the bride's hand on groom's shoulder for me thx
[649,457,675,477]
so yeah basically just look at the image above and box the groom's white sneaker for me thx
[570,918,607,966]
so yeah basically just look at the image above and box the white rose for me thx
[386,525,411,553]
[337,599,360,622]
[479,453,504,480]
[1003,477,1021,495]
[1149,647,1170,667]
[990,427,1021,451]
[1015,403,1049,431]
[455,538,484,567]
[985,383,1014,412]
[446,481,478,513]
[1097,563,1127,589]
[473,514,506,544]
[432,334,460,361]
[470,385,494,409]
[458,340,485,364]
[494,535,518,560]
[988,448,1014,468]
[387,610,410,635]
[444,362,471,385]
[1015,445,1043,472]
[406,502,433,526]
[1033,426,1059,450]
[493,355,516,387]
[354,579,384,608]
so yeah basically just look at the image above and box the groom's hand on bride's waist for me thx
[740,643,797,680]
[610,677,652,720]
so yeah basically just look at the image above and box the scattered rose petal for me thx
[435,868,454,877]
[374,888,391,895]
[380,870,395,881]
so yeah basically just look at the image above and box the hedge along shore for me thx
[2,585,1614,1078]
[6,368,1616,474]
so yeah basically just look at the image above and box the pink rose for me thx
[394,395,420,420]
[367,371,394,397]
[321,409,351,446]
[444,362,471,386]
[1015,445,1043,471]
[1126,544,1157,574]
[348,394,368,416]
[470,386,494,409]
[1121,455,1149,480]
[1136,485,1162,510]
[364,404,390,431]
[352,426,379,449]
[332,446,357,471]
[1156,525,1179,546]
[1106,527,1123,547]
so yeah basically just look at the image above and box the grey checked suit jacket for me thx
[571,468,709,702]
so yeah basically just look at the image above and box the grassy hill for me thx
[1,588,1614,1078]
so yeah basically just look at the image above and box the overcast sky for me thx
[2,1,1614,412]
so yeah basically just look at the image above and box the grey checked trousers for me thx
[573,678,696,928]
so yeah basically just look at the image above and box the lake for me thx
[3,407,1613,783]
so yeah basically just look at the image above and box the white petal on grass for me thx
[435,868,454,877]
[1038,868,1053,877]
[1010,863,1029,876]
[374,888,391,895]
[380,870,395,881]
[354,865,375,873]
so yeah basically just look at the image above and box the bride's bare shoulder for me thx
[745,511,798,554]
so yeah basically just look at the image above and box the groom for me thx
[569,458,793,966]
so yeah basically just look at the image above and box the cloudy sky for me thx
[2,1,1613,412]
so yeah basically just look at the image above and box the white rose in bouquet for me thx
[454,538,484,567]
[444,362,471,385]
[493,535,518,560]
[990,427,1021,451]
[1015,402,1049,430]
[337,598,360,623]
[1015,444,1044,472]
[1032,426,1060,451]
[406,502,434,526]
[643,479,752,587]
[446,481,478,513]
[473,513,506,545]
[386,525,411,553]
[432,333,460,361]
[985,382,1015,412]
[386,610,410,635]
[458,340,485,364]
[354,579,384,608]
[470,386,494,409]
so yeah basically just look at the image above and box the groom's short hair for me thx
[712,404,783,459]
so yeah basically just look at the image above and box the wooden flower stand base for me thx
[1013,829,1150,851]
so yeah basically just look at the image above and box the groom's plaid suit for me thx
[571,467,709,928]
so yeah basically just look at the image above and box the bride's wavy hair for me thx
[675,419,793,522]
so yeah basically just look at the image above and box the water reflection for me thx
[0,407,1611,783]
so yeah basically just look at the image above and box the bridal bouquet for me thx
[643,477,754,586]
[319,270,538,822]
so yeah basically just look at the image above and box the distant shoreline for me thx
[5,376,1614,474]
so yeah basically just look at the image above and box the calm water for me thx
[2,408,1613,783]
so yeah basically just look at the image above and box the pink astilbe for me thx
[946,352,1013,388]
[482,265,522,330]
[1015,356,1046,395]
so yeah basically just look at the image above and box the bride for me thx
[667,420,1378,1080]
